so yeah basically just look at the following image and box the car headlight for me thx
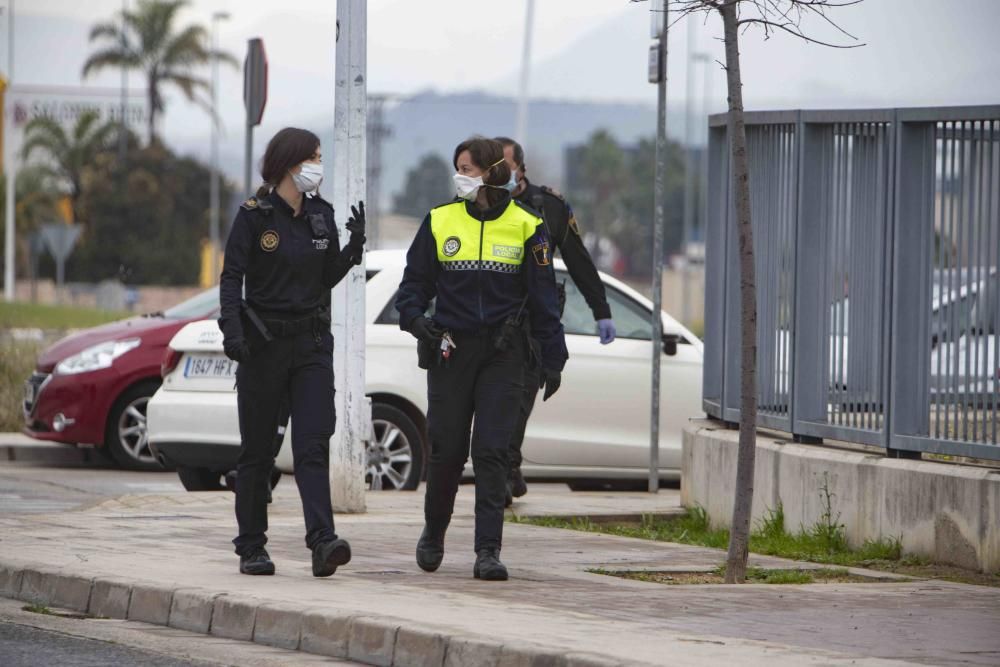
[55,339,142,375]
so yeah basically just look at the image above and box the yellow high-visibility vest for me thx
[429,200,546,274]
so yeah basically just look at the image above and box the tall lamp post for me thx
[3,0,15,302]
[648,0,669,493]
[209,11,230,283]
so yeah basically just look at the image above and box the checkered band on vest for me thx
[441,260,520,274]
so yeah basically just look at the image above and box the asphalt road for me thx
[0,620,210,667]
[0,597,357,666]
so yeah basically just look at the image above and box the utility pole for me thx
[648,0,669,493]
[681,14,696,326]
[331,0,369,513]
[117,0,128,162]
[3,0,15,302]
[209,11,229,282]
[514,0,535,142]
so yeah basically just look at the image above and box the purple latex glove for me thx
[597,318,616,345]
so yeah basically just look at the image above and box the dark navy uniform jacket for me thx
[516,178,611,321]
[395,193,568,372]
[219,190,361,338]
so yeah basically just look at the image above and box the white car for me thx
[147,250,703,492]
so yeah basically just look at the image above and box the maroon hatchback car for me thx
[22,289,220,470]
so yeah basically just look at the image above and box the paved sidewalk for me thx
[0,484,997,666]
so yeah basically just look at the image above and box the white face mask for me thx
[291,161,323,193]
[453,173,484,201]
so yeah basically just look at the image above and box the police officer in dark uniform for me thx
[219,127,366,577]
[495,137,615,504]
[395,136,567,581]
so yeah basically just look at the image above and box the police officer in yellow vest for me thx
[395,137,567,581]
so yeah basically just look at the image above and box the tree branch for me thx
[736,17,864,47]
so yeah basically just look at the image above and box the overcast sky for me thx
[6,0,1000,169]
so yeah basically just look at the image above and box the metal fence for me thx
[703,106,1000,460]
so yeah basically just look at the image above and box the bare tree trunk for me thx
[719,0,757,584]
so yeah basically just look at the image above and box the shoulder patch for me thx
[531,241,551,266]
[240,197,259,210]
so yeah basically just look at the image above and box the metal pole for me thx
[244,124,252,197]
[210,12,227,282]
[681,15,696,326]
[649,0,668,494]
[3,0,15,302]
[514,0,535,142]
[118,0,127,162]
[331,0,368,512]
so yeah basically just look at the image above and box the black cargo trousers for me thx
[232,324,338,556]
[423,331,526,552]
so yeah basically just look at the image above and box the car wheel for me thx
[177,466,225,491]
[367,403,423,491]
[105,380,163,471]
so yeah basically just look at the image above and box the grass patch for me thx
[0,301,128,329]
[511,504,999,587]
[0,339,42,431]
[593,566,879,586]
[22,603,53,615]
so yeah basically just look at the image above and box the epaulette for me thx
[309,193,335,213]
[430,198,464,212]
[540,185,566,202]
[240,196,273,211]
[511,198,543,218]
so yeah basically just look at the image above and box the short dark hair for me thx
[494,136,525,173]
[256,127,320,197]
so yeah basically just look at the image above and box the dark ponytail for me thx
[256,127,321,198]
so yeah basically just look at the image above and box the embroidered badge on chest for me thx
[260,230,280,252]
[442,236,462,257]
[312,238,330,250]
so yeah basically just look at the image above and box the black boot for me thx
[510,467,527,498]
[312,538,352,577]
[473,548,508,581]
[239,547,275,576]
[416,525,446,572]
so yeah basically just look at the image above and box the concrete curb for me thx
[0,562,635,667]
[0,438,91,465]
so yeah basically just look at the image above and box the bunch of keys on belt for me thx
[439,332,456,364]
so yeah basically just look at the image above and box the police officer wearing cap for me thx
[219,127,366,577]
[395,136,567,581]
[494,137,615,504]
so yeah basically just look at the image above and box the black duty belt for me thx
[261,315,319,338]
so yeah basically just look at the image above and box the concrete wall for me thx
[682,420,1000,572]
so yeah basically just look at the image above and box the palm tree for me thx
[82,0,236,144]
[21,110,118,223]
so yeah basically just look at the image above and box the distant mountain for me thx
[370,90,691,210]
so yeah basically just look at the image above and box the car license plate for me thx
[183,355,237,379]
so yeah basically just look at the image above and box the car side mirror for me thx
[662,333,681,357]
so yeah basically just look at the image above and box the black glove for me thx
[223,336,251,363]
[539,368,561,402]
[407,316,444,344]
[346,201,366,249]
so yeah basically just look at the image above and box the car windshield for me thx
[163,289,221,319]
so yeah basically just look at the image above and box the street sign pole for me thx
[331,0,368,513]
[649,0,669,494]
[243,38,267,197]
